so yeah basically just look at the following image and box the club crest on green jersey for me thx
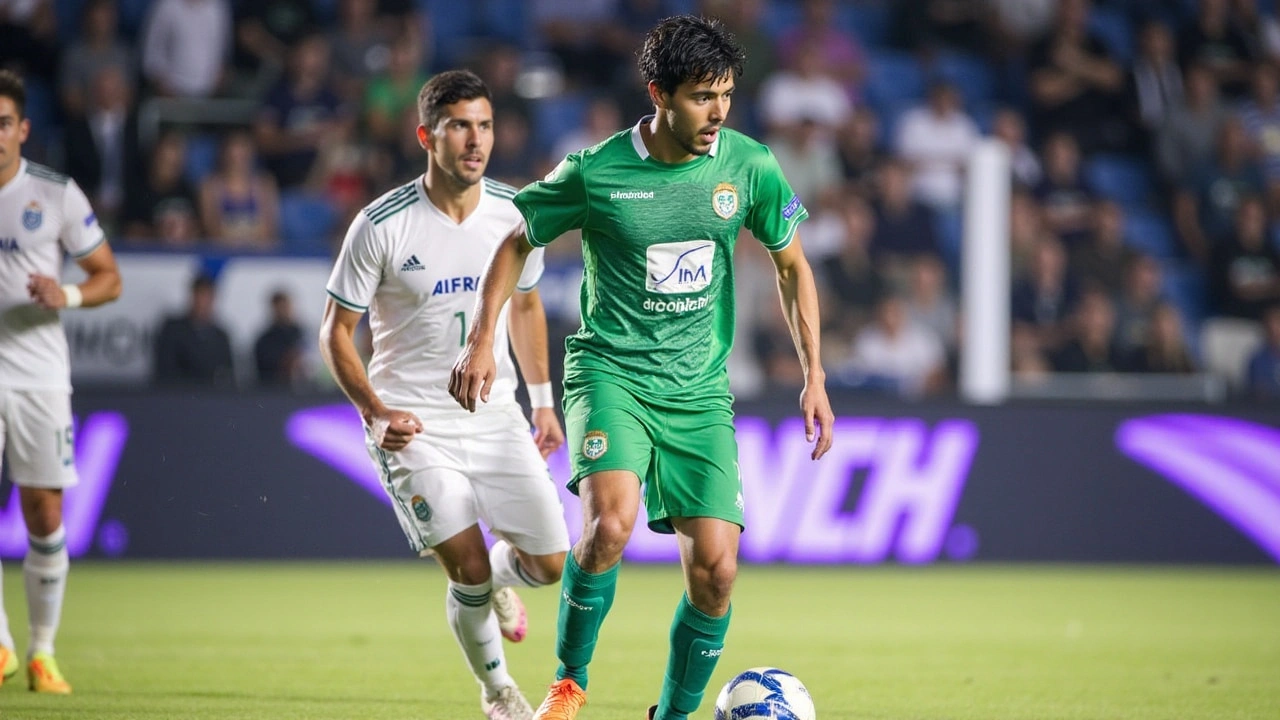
[712,182,738,220]
[583,430,608,460]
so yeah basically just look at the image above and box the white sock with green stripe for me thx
[24,525,68,657]
[445,579,514,695]
[0,558,14,651]
[488,540,543,589]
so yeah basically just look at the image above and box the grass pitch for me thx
[0,562,1277,719]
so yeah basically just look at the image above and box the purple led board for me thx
[284,405,979,563]
[1116,414,1280,563]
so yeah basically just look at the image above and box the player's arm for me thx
[318,299,422,451]
[508,287,564,458]
[449,225,536,412]
[28,243,123,311]
[770,234,835,460]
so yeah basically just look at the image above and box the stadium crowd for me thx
[3,0,1280,399]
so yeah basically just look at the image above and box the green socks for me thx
[553,552,619,690]
[656,594,731,719]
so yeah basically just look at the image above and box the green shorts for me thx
[563,379,743,534]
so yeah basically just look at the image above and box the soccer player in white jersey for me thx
[319,70,570,720]
[0,70,123,694]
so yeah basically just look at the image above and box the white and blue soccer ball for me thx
[713,667,816,720]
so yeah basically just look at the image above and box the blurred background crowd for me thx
[4,0,1280,401]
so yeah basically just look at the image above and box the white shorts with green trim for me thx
[0,387,79,489]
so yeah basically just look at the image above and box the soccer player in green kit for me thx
[450,15,834,720]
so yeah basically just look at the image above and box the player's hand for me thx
[530,407,565,459]
[449,339,496,412]
[369,408,423,452]
[800,380,835,461]
[27,274,67,310]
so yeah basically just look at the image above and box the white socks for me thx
[488,540,543,590]
[0,558,13,651]
[24,526,69,657]
[445,579,514,696]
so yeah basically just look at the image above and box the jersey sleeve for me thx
[512,153,588,248]
[516,245,546,292]
[60,179,107,259]
[745,148,809,252]
[326,212,384,312]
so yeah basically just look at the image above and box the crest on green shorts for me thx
[712,182,738,220]
[410,495,432,522]
[583,430,608,461]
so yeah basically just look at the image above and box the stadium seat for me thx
[845,2,891,47]
[1088,7,1134,64]
[55,0,87,42]
[865,51,927,109]
[480,0,529,45]
[279,190,338,255]
[759,2,804,41]
[531,93,589,158]
[1200,317,1264,391]
[1086,155,1152,207]
[422,0,475,67]
[1124,209,1178,259]
[183,133,220,188]
[1162,260,1208,331]
[934,52,995,104]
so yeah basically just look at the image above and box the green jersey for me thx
[514,122,808,405]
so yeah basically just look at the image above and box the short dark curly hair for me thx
[0,69,25,119]
[637,15,746,97]
[417,70,491,130]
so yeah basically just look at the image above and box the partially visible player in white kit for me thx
[319,70,569,720]
[0,70,122,694]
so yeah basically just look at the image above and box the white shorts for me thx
[0,387,79,489]
[367,403,571,556]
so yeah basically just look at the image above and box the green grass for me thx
[1,563,1277,719]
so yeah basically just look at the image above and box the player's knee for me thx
[526,551,565,585]
[688,556,737,612]
[435,553,492,585]
[582,512,634,558]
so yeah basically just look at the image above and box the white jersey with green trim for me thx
[326,176,544,419]
[0,159,107,391]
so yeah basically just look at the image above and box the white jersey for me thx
[0,159,107,391]
[326,176,544,419]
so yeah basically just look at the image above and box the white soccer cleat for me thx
[492,586,528,642]
[483,684,535,720]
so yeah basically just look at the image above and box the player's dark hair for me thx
[638,15,745,96]
[417,70,491,130]
[0,70,26,119]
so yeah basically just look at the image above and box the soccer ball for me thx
[713,667,816,720]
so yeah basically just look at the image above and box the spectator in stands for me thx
[1027,0,1127,154]
[531,0,628,89]
[1035,132,1097,248]
[1124,302,1198,374]
[1129,20,1184,151]
[255,31,352,189]
[1008,188,1048,278]
[845,294,948,397]
[1211,195,1280,320]
[890,0,990,55]
[153,274,235,388]
[758,42,852,137]
[1013,234,1078,356]
[819,196,888,346]
[836,106,884,193]
[141,0,233,98]
[329,0,394,105]
[1053,288,1124,373]
[1114,253,1166,354]
[905,253,958,353]
[231,0,317,97]
[1179,0,1257,99]
[1071,200,1131,298]
[988,0,1055,54]
[63,65,139,230]
[1156,63,1226,190]
[0,0,56,87]
[700,0,776,119]
[487,111,537,188]
[198,130,279,249]
[58,0,135,118]
[121,131,201,244]
[775,0,865,101]
[991,107,1042,188]
[1174,117,1266,265]
[550,95,623,164]
[872,159,940,271]
[254,289,305,388]
[767,116,843,218]
[1236,63,1280,188]
[1245,302,1280,396]
[364,31,427,152]
[896,79,981,211]
[478,42,531,130]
